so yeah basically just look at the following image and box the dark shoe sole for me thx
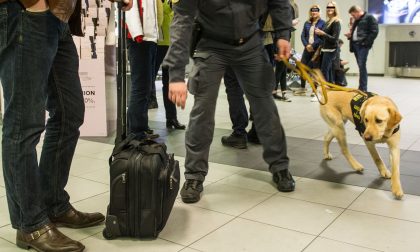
[277,186,295,192]
[53,216,105,229]
[16,240,85,252]
[181,195,201,204]
[221,141,247,149]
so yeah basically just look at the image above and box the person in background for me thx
[294,4,325,96]
[220,68,249,149]
[125,0,163,139]
[315,1,341,83]
[153,0,186,130]
[334,39,349,86]
[345,5,379,91]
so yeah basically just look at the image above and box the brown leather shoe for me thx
[50,206,105,229]
[16,224,85,252]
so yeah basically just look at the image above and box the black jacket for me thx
[163,0,292,82]
[321,20,340,50]
[350,13,378,52]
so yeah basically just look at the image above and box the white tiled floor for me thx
[1,76,420,251]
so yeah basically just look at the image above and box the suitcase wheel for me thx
[102,228,115,240]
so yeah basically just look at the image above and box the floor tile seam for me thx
[271,192,357,210]
[182,215,241,248]
[0,236,14,246]
[236,216,317,237]
[69,174,109,186]
[73,152,111,161]
[303,187,368,251]
[0,223,11,229]
[344,208,420,224]
[70,168,111,179]
[207,177,279,195]
[303,236,385,252]
[179,247,204,252]
[70,191,110,205]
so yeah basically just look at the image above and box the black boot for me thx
[166,119,186,130]
[221,133,247,149]
[180,179,203,203]
[247,125,260,144]
[273,169,295,192]
[148,99,158,109]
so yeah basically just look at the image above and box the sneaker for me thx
[279,92,292,102]
[293,88,306,96]
[310,96,318,102]
[273,170,295,192]
[272,93,283,100]
[221,133,247,149]
[180,179,203,203]
[247,125,260,144]
[310,92,315,97]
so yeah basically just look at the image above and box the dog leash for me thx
[281,57,366,105]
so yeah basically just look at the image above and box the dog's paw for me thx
[324,153,333,160]
[351,162,364,172]
[380,169,392,179]
[393,189,404,200]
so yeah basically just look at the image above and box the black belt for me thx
[201,30,259,46]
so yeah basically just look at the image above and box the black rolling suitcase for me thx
[103,2,180,240]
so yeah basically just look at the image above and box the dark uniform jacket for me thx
[163,0,292,83]
[349,13,379,52]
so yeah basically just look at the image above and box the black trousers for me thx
[184,37,289,181]
[224,67,248,135]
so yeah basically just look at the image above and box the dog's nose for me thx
[364,134,373,141]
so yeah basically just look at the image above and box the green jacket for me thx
[158,0,174,46]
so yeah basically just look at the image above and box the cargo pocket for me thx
[187,52,211,95]
[0,7,7,51]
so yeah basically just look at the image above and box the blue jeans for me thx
[353,43,370,91]
[224,67,248,136]
[0,2,84,232]
[320,51,336,83]
[300,49,315,88]
[127,40,157,139]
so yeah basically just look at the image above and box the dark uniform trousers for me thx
[184,36,289,181]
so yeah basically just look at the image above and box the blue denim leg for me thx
[321,51,336,83]
[127,40,157,139]
[354,43,369,91]
[0,2,84,232]
[224,67,248,136]
[300,49,314,88]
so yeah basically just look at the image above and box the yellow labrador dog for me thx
[320,90,403,199]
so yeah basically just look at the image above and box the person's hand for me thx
[341,60,349,65]
[306,44,314,52]
[314,28,325,36]
[274,39,291,61]
[292,18,299,27]
[344,32,351,39]
[169,82,188,109]
[108,0,133,11]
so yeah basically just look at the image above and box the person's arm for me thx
[268,0,292,41]
[364,15,379,47]
[269,0,292,59]
[301,23,308,47]
[162,0,197,109]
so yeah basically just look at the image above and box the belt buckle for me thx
[238,38,244,45]
[30,231,41,240]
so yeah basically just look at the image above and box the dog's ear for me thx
[360,98,373,121]
[384,97,402,129]
[387,106,402,129]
